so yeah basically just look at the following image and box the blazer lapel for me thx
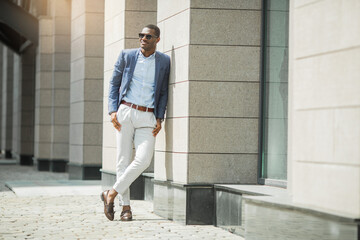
[154,52,161,98]
[122,48,140,93]
[129,48,141,77]
[130,48,140,71]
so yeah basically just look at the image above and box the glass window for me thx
[261,0,289,180]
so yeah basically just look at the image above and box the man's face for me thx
[139,27,159,51]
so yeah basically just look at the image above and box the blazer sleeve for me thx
[108,51,125,115]
[156,57,170,119]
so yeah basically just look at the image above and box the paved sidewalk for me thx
[0,161,244,240]
[0,161,68,192]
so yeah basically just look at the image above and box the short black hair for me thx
[145,24,160,38]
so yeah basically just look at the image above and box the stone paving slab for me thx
[0,163,244,239]
[0,164,69,192]
[5,180,102,196]
[0,192,244,240]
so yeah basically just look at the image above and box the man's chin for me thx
[140,45,156,52]
[140,45,149,51]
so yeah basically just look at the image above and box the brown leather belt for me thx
[121,100,154,112]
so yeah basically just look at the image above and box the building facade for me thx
[0,0,359,239]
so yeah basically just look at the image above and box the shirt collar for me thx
[139,50,156,59]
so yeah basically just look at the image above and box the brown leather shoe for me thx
[100,190,115,221]
[120,209,132,221]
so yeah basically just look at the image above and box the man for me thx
[101,24,170,221]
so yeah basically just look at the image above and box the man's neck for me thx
[141,48,156,57]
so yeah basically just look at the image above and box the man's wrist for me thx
[156,118,164,123]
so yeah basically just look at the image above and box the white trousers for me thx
[113,104,156,206]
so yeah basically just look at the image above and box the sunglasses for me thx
[138,33,158,40]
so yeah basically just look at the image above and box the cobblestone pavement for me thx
[0,161,244,240]
[0,193,242,240]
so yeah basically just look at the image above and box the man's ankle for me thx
[106,189,117,203]
[123,205,131,211]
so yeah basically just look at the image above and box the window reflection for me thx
[261,0,289,180]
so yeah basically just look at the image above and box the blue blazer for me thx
[108,48,170,119]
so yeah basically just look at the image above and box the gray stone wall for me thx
[34,16,54,161]
[49,0,71,162]
[19,46,36,157]
[12,53,20,158]
[289,0,360,217]
[1,47,14,155]
[12,47,36,162]
[155,0,261,184]
[69,0,104,174]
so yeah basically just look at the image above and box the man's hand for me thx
[152,119,162,137]
[111,112,121,131]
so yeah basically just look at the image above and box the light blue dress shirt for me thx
[123,51,156,108]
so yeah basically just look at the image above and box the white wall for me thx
[289,0,360,217]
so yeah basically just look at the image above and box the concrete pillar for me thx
[155,1,261,184]
[289,0,360,217]
[12,53,20,160]
[154,0,261,224]
[34,17,54,170]
[11,47,36,165]
[18,46,36,165]
[14,46,36,165]
[69,0,104,179]
[1,47,14,159]
[101,0,157,189]
[49,0,71,172]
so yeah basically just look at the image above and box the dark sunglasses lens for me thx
[139,33,154,40]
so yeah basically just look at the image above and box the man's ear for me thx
[156,37,160,44]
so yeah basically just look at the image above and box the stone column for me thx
[17,45,36,165]
[12,53,20,160]
[34,16,54,170]
[289,0,360,218]
[101,0,157,195]
[1,47,14,159]
[49,0,71,172]
[69,0,104,179]
[11,47,36,165]
[154,0,261,224]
